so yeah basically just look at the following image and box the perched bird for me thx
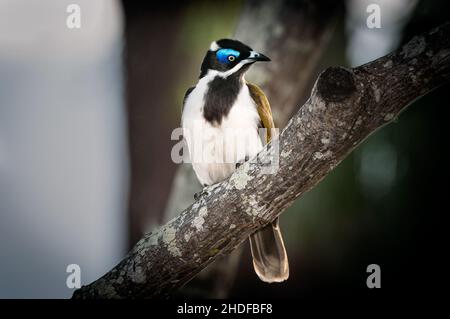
[181,39,289,283]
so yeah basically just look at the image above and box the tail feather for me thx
[249,218,289,283]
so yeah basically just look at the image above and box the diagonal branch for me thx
[73,22,450,299]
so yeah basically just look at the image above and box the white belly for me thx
[182,80,263,186]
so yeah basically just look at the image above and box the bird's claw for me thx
[235,155,250,169]
[194,188,210,201]
[194,190,203,201]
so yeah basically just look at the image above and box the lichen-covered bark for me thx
[73,22,450,299]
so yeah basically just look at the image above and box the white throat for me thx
[217,60,253,79]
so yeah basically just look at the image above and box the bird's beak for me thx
[248,50,271,62]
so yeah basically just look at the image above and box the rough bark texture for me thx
[73,22,450,299]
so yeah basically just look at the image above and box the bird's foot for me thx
[194,190,205,201]
[194,183,221,201]
[235,155,250,169]
[194,184,210,201]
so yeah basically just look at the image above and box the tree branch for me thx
[73,22,450,299]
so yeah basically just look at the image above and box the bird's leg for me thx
[194,190,204,201]
[194,185,207,201]
[194,183,220,201]
[235,155,250,169]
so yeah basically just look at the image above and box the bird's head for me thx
[200,39,270,78]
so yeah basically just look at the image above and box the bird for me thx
[181,39,289,283]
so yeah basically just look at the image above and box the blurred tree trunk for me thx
[121,3,188,246]
[165,0,344,298]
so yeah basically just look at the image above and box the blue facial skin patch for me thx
[216,48,240,63]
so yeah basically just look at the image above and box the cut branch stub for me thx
[316,67,357,103]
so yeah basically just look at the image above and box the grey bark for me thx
[73,22,450,299]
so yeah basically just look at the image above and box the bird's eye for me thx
[216,49,240,63]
